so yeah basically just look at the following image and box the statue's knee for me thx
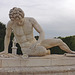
[36,46,50,55]
[35,46,47,55]
[36,46,46,51]
[57,39,64,46]
[58,39,63,43]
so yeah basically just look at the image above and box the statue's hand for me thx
[29,42,40,50]
[0,50,8,54]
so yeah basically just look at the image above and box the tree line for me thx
[0,22,75,54]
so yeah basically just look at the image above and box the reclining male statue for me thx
[1,7,75,56]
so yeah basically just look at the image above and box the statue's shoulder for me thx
[7,20,13,25]
[7,20,13,28]
[24,17,35,22]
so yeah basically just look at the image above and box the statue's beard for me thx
[17,21,24,26]
[13,18,24,26]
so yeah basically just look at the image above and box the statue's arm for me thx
[30,18,45,44]
[4,21,12,53]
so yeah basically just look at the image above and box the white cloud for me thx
[0,0,75,38]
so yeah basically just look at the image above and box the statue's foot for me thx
[0,51,19,58]
[64,52,75,57]
[0,51,8,55]
[46,50,50,55]
[21,54,28,59]
[71,51,75,54]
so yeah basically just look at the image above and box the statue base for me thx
[0,54,75,75]
[64,53,75,57]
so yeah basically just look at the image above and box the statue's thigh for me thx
[41,39,61,48]
[21,48,31,54]
[21,46,47,56]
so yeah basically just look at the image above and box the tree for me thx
[0,22,6,52]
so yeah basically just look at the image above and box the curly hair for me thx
[9,7,24,21]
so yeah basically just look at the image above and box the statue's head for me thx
[9,7,24,21]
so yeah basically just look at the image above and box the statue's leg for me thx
[41,39,75,53]
[21,46,49,56]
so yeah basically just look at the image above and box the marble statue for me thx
[1,7,75,56]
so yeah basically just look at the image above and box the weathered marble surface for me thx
[0,66,75,75]
[0,55,75,67]
[0,55,75,75]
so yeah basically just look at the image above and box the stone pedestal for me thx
[0,55,75,75]
[12,47,17,55]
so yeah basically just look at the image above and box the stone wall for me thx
[0,55,75,75]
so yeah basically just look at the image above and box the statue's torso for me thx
[11,18,36,48]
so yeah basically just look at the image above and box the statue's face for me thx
[9,7,24,22]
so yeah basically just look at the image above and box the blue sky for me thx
[0,0,75,38]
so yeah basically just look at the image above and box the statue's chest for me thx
[12,22,33,36]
